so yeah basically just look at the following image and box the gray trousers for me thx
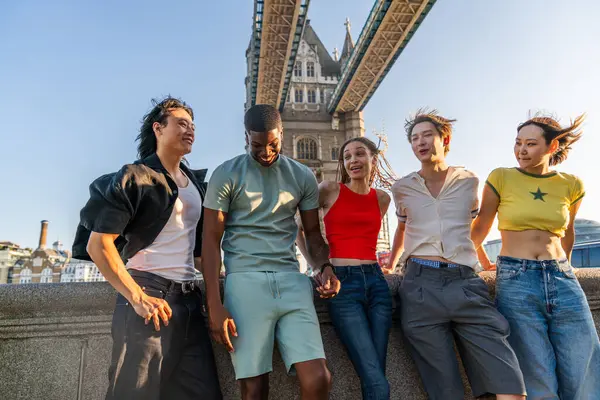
[399,259,526,399]
[106,271,222,400]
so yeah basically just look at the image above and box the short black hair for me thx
[137,96,194,160]
[244,104,282,133]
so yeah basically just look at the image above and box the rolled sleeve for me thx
[79,168,135,235]
[391,181,406,221]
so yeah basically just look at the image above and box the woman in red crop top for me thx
[472,113,600,399]
[297,137,396,399]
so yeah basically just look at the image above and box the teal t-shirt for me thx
[204,154,319,273]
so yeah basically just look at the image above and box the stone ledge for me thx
[1,269,597,318]
[0,269,598,400]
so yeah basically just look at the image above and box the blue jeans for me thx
[328,264,393,400]
[496,256,600,400]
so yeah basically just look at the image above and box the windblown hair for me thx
[518,112,585,166]
[336,137,397,190]
[136,96,194,160]
[404,108,456,154]
[244,104,283,133]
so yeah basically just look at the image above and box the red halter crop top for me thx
[323,183,382,260]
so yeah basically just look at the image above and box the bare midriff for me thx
[331,258,378,267]
[500,229,566,260]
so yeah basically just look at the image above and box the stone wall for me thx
[0,270,599,400]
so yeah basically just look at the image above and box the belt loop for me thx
[415,261,422,277]
[521,259,527,272]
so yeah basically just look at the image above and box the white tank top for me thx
[127,178,202,281]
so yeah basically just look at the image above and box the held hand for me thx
[131,292,173,332]
[382,266,396,275]
[379,258,396,274]
[484,262,497,271]
[208,304,237,353]
[316,266,341,299]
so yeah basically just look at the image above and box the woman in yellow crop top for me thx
[472,113,600,399]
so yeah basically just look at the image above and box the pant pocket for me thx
[463,277,493,304]
[559,265,577,279]
[496,264,523,280]
[400,280,424,304]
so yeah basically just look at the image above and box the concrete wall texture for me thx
[1,270,599,400]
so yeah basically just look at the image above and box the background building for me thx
[0,242,32,284]
[11,220,70,284]
[483,239,502,262]
[60,260,105,283]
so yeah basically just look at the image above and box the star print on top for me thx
[486,167,585,237]
[530,187,548,201]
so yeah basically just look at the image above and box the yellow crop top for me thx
[486,168,585,237]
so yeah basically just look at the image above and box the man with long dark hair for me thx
[72,96,222,400]
[202,104,339,400]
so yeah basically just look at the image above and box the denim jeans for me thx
[328,264,393,400]
[496,256,600,400]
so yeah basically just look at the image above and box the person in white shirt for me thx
[385,109,526,400]
[78,97,222,400]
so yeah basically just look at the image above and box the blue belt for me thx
[410,257,461,269]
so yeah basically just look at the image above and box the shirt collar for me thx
[410,166,466,180]
[137,153,207,183]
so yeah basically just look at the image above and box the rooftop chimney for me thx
[38,220,48,250]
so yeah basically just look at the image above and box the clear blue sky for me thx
[1,0,598,249]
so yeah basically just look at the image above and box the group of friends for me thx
[73,97,599,400]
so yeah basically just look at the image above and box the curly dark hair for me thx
[404,108,456,154]
[517,112,585,166]
[136,96,194,160]
[336,137,397,190]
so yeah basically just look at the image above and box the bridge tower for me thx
[279,20,364,182]
[244,0,439,260]
[245,18,389,256]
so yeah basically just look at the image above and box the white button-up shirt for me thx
[391,167,481,270]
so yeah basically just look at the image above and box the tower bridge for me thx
[245,0,437,256]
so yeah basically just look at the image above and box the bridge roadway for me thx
[248,0,438,115]
[248,0,310,111]
[329,0,438,113]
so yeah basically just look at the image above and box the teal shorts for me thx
[224,271,325,380]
